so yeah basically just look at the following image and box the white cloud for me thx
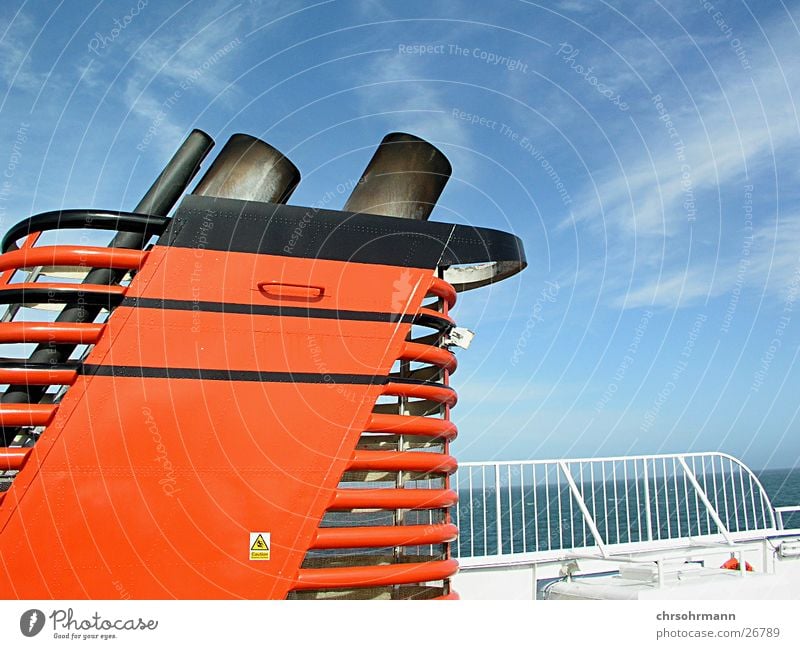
[565,12,800,309]
[613,265,719,309]
[0,12,46,95]
[117,2,249,155]
[350,51,473,150]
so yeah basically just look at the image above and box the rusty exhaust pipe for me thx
[343,133,451,220]
[192,133,300,203]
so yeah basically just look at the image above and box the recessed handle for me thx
[257,281,325,301]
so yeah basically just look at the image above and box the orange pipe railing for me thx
[0,404,57,427]
[0,322,104,345]
[0,448,31,471]
[348,450,457,474]
[294,559,459,590]
[0,246,147,274]
[311,523,458,549]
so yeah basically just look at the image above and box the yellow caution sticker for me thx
[249,532,271,560]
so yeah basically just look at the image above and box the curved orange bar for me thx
[427,276,457,308]
[0,448,30,471]
[294,559,458,590]
[348,450,457,474]
[416,307,454,328]
[329,488,457,511]
[0,322,104,344]
[0,282,126,299]
[398,341,457,373]
[311,523,458,549]
[382,381,457,407]
[0,368,77,385]
[0,404,57,427]
[365,413,458,440]
[0,246,147,273]
[0,232,41,285]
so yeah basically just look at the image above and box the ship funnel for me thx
[343,133,451,220]
[0,126,526,601]
[193,133,300,203]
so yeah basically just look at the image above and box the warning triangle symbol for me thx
[251,534,269,551]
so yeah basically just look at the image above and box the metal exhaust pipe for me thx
[343,133,451,220]
[192,133,300,203]
[134,129,216,219]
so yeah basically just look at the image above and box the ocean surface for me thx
[755,467,800,523]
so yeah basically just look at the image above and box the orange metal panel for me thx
[0,242,437,599]
[91,308,412,376]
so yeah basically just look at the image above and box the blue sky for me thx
[1,0,799,469]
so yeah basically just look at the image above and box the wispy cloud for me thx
[0,11,45,95]
[350,51,473,150]
[115,2,250,155]
[565,9,800,309]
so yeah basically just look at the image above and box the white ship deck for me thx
[451,452,800,599]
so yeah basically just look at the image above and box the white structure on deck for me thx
[451,452,800,599]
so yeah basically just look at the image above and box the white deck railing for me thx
[451,452,781,561]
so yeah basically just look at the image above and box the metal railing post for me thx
[643,459,653,542]
[559,461,608,557]
[678,456,733,545]
[494,465,502,555]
